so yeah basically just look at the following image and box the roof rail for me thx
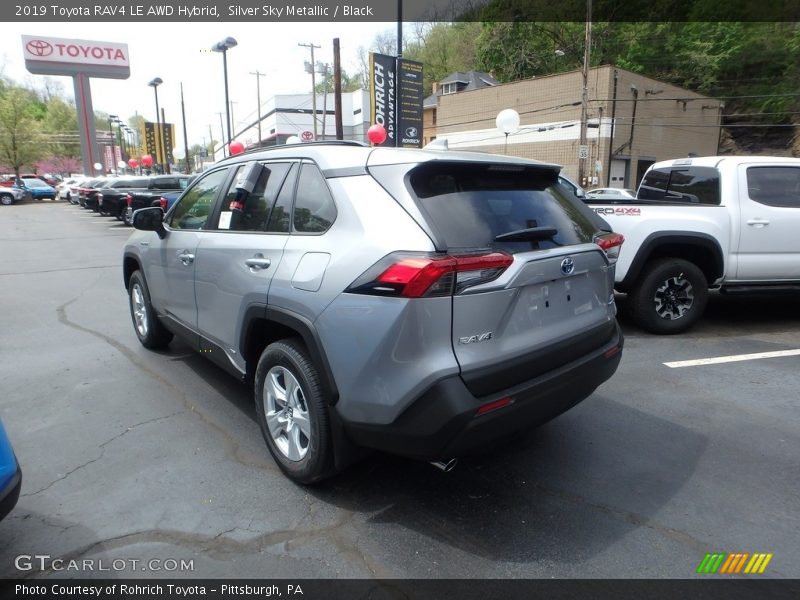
[216,139,369,163]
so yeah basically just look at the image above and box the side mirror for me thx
[132,207,167,239]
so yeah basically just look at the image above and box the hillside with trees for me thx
[396,21,800,155]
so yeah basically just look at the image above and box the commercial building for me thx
[213,89,371,160]
[424,65,722,189]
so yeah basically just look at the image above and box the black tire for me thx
[627,258,708,334]
[128,270,173,349]
[254,339,336,484]
[0,194,13,206]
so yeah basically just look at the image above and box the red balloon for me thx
[141,154,154,168]
[128,158,139,169]
[367,124,387,145]
[229,140,245,155]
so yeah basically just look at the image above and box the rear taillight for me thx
[159,197,167,210]
[125,194,133,207]
[347,251,513,298]
[594,232,624,259]
[97,193,103,205]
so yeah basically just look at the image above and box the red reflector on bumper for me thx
[476,396,514,416]
[604,345,621,359]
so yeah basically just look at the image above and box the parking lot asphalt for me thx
[1,202,798,580]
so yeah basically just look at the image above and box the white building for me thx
[211,89,370,161]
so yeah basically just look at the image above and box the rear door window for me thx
[216,162,292,232]
[293,163,337,233]
[746,166,800,208]
[639,167,720,205]
[408,162,598,253]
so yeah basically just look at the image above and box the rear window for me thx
[408,163,599,253]
[638,166,720,205]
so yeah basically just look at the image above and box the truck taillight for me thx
[159,197,167,210]
[125,194,133,207]
[594,232,624,259]
[346,252,513,298]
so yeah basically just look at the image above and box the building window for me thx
[432,109,437,125]
[441,83,457,95]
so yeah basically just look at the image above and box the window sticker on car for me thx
[219,211,232,229]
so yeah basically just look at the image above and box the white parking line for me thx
[664,349,800,368]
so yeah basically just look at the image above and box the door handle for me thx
[177,251,195,265]
[746,218,770,228]
[245,255,271,271]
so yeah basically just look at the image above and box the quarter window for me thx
[169,169,228,230]
[746,166,800,208]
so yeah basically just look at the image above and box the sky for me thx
[2,22,393,149]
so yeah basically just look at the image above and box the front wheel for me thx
[128,270,173,349]
[627,258,709,334]
[0,195,13,206]
[254,339,337,484]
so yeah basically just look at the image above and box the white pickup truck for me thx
[586,156,800,333]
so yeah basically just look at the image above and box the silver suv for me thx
[123,142,624,483]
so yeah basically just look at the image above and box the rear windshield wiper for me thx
[494,226,558,242]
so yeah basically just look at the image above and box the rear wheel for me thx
[0,194,13,206]
[128,270,173,349]
[254,339,337,484]
[627,258,708,334]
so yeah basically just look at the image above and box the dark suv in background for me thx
[124,142,624,483]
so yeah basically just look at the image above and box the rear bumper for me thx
[0,465,21,522]
[342,321,623,460]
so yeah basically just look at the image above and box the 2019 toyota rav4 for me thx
[123,142,624,483]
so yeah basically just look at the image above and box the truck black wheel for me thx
[627,258,708,334]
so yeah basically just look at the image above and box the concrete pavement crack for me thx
[56,296,278,473]
[21,411,182,498]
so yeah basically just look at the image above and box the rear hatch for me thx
[405,161,619,397]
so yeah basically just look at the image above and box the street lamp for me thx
[148,77,166,173]
[108,114,118,173]
[211,37,237,149]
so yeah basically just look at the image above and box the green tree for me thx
[0,86,45,177]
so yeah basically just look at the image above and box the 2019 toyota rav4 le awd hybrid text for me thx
[123,142,624,483]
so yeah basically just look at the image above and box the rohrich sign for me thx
[22,35,130,176]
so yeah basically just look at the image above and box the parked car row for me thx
[68,174,193,225]
[0,176,57,204]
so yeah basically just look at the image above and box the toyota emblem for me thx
[26,39,53,57]
[560,257,575,275]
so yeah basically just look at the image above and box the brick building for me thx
[424,65,722,189]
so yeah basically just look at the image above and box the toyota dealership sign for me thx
[22,35,130,78]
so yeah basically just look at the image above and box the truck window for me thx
[746,166,800,208]
[639,167,720,205]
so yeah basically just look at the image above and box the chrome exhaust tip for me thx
[430,458,458,472]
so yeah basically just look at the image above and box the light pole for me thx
[148,77,166,173]
[114,118,126,163]
[299,42,321,139]
[107,114,117,173]
[211,37,238,150]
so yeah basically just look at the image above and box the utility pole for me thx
[299,42,321,139]
[578,0,593,186]
[250,70,266,147]
[333,38,343,140]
